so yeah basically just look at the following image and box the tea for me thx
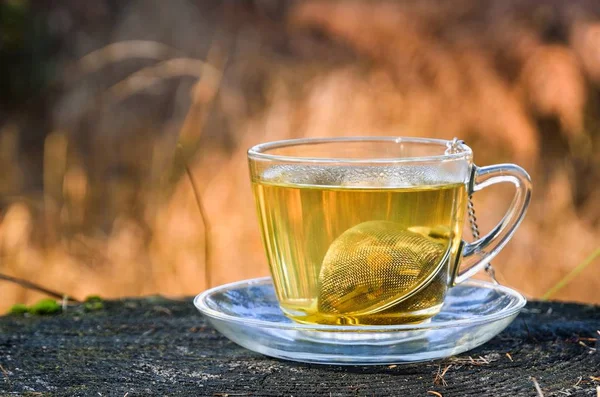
[252,169,466,325]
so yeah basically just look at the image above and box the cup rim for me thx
[248,136,473,164]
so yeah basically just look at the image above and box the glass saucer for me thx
[194,277,526,365]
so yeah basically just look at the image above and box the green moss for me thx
[9,303,28,315]
[84,295,104,312]
[145,295,170,304]
[28,298,62,315]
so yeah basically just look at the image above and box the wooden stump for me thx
[0,297,598,396]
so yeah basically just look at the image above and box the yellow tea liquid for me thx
[253,179,466,325]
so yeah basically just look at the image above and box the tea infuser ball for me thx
[317,220,449,316]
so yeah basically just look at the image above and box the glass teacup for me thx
[248,137,531,325]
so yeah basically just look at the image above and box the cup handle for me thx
[451,164,532,285]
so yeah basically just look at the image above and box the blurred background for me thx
[0,0,599,312]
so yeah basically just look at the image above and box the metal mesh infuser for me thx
[316,138,497,317]
[317,221,449,315]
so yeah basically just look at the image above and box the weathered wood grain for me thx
[0,298,598,396]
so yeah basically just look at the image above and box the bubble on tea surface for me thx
[261,165,345,186]
[261,165,462,187]
[317,221,447,315]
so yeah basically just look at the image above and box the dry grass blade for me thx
[427,391,443,397]
[107,58,221,102]
[0,272,79,303]
[531,377,545,397]
[177,40,228,147]
[542,247,600,300]
[448,354,499,366]
[76,41,181,76]
[213,393,250,397]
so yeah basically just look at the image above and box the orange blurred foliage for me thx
[0,0,599,312]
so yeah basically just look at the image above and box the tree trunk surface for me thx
[0,297,598,396]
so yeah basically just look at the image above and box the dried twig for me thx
[577,337,598,342]
[347,384,368,391]
[434,364,451,386]
[578,341,597,352]
[183,161,213,289]
[175,39,227,290]
[506,352,513,362]
[0,364,8,379]
[0,272,80,303]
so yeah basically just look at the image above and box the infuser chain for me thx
[447,137,499,285]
